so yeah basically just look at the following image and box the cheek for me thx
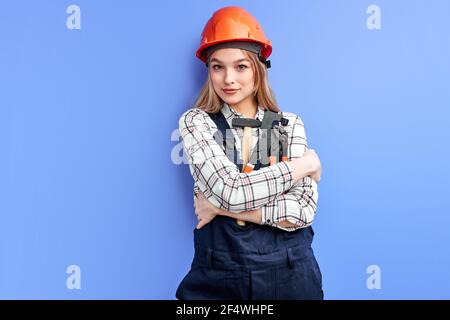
[210,73,222,86]
[242,72,255,88]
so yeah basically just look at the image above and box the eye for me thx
[237,64,248,71]
[211,65,222,70]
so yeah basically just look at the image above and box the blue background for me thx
[1,0,449,299]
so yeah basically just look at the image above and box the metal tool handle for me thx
[236,127,252,226]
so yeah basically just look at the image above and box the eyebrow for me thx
[209,58,251,64]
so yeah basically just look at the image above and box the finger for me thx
[197,219,206,229]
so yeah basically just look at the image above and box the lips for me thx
[223,89,239,94]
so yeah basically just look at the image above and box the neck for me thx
[229,96,258,119]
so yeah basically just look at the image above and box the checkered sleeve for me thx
[261,114,319,232]
[179,108,294,212]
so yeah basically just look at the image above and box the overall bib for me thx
[176,111,324,300]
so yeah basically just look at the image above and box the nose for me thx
[224,68,235,85]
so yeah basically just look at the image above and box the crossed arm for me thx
[179,108,320,232]
[195,175,317,231]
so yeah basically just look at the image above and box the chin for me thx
[221,95,243,105]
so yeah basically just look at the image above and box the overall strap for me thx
[207,111,243,172]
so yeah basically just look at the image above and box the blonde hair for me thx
[193,49,280,114]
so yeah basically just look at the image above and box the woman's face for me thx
[208,48,255,106]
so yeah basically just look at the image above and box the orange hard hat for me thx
[196,6,272,68]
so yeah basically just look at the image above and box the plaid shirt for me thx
[178,103,318,232]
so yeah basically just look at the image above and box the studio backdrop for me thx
[1,0,449,299]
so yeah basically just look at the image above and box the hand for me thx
[303,149,322,182]
[290,148,322,183]
[194,192,221,229]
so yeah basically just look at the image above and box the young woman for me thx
[176,6,323,300]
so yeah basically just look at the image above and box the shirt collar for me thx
[221,102,265,122]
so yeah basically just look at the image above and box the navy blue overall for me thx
[176,111,323,300]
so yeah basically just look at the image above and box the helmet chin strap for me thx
[204,41,271,69]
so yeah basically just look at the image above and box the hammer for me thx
[231,118,262,226]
